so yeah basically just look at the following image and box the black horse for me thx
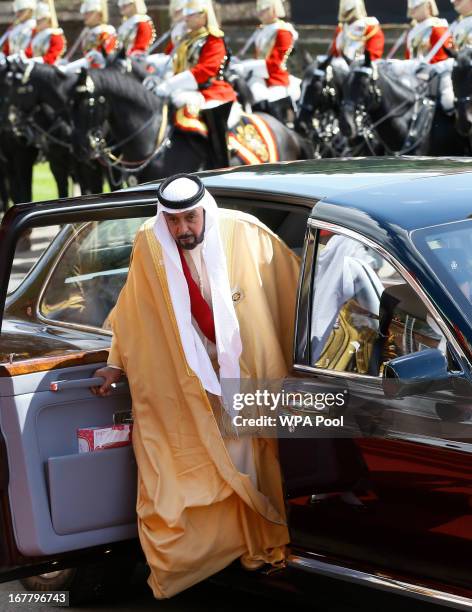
[452,48,472,146]
[295,55,350,157]
[0,60,39,209]
[6,61,114,196]
[340,51,468,156]
[70,68,313,183]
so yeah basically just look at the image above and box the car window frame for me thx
[293,219,466,381]
[35,219,147,337]
[0,192,158,334]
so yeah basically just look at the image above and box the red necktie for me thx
[177,246,216,344]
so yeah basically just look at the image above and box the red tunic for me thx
[128,20,154,55]
[265,28,293,87]
[189,35,236,104]
[330,21,384,60]
[405,25,452,64]
[43,32,65,64]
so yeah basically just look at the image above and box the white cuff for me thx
[61,57,88,73]
[167,69,198,93]
[241,59,269,79]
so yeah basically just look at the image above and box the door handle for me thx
[50,377,128,392]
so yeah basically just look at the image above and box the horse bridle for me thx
[74,76,110,159]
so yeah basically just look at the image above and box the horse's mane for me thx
[31,62,66,87]
[89,68,159,113]
[30,63,78,103]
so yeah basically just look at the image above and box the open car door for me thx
[0,191,156,583]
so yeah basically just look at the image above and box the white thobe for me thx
[183,244,258,488]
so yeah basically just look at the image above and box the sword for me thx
[386,31,406,60]
[237,30,257,58]
[0,29,10,50]
[64,27,87,61]
[424,20,458,64]
[148,29,171,54]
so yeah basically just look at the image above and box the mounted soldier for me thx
[403,0,454,114]
[31,0,66,64]
[405,0,452,62]
[231,0,300,122]
[146,0,187,76]
[116,0,156,59]
[1,0,36,58]
[330,0,384,62]
[63,0,116,71]
[145,0,237,168]
[450,0,472,50]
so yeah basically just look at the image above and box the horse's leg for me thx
[75,161,104,195]
[48,150,70,199]
[0,168,9,212]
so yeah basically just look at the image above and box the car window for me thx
[7,226,62,295]
[39,218,147,331]
[310,231,445,376]
[218,201,309,255]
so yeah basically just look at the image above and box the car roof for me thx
[135,157,472,235]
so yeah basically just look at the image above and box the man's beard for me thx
[176,230,205,250]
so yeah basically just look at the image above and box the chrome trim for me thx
[293,362,377,382]
[36,221,114,337]
[386,431,472,454]
[288,554,472,610]
[304,219,468,372]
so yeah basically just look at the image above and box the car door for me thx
[0,191,157,581]
[280,221,472,601]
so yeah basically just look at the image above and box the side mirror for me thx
[382,349,454,399]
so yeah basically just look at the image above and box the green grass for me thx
[31,162,111,203]
[32,162,59,202]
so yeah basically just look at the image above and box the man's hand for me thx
[91,366,123,397]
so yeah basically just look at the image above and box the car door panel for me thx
[0,360,137,557]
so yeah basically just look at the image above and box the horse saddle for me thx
[173,104,280,165]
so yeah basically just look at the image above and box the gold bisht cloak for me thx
[107,209,300,599]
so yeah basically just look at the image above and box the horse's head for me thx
[70,68,109,161]
[295,55,338,134]
[340,50,381,139]
[7,60,41,116]
[452,48,472,138]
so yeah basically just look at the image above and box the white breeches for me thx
[249,75,301,104]
[170,92,242,129]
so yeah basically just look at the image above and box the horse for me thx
[6,61,118,196]
[69,67,313,184]
[295,55,349,157]
[452,47,472,146]
[340,51,468,156]
[0,59,39,208]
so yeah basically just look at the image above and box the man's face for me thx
[15,8,32,22]
[453,0,472,15]
[185,11,206,32]
[119,2,136,18]
[164,206,205,250]
[410,2,430,21]
[257,7,275,24]
[83,10,102,27]
[36,17,50,32]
